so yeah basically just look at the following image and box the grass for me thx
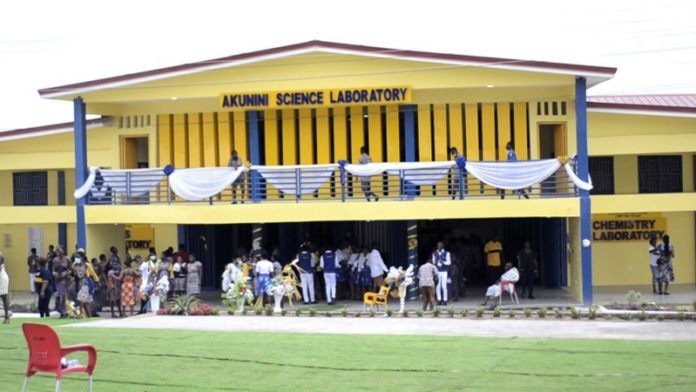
[2,318,696,391]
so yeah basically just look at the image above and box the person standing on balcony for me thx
[484,236,504,285]
[516,241,538,299]
[432,241,452,306]
[368,242,388,290]
[297,245,317,304]
[228,150,246,203]
[449,147,466,200]
[359,146,379,202]
[503,142,529,199]
[27,248,39,295]
[320,246,338,305]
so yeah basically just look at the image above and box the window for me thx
[638,155,682,193]
[588,157,614,195]
[13,172,48,206]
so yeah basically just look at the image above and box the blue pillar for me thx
[57,170,67,249]
[403,105,417,196]
[575,77,593,305]
[73,97,87,249]
[248,111,261,202]
[406,221,419,300]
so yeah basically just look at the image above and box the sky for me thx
[1,0,695,131]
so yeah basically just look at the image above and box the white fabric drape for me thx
[465,159,561,190]
[99,168,165,197]
[343,161,455,186]
[169,167,246,201]
[564,163,594,191]
[254,164,337,195]
[73,167,99,199]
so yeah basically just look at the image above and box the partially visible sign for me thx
[219,86,411,110]
[125,224,154,255]
[592,213,667,242]
[28,227,44,256]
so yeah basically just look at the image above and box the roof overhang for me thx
[588,102,696,118]
[38,40,617,100]
[0,117,110,142]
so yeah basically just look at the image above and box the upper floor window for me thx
[588,157,614,195]
[638,155,682,193]
[13,171,48,206]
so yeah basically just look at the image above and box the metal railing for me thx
[85,163,579,205]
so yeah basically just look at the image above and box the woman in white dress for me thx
[0,252,11,324]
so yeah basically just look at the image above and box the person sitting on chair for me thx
[481,262,519,308]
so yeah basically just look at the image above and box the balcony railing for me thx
[85,160,580,205]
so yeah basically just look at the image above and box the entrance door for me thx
[120,136,149,169]
[539,123,567,194]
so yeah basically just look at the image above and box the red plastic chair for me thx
[21,323,97,392]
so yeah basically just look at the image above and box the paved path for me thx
[64,314,696,341]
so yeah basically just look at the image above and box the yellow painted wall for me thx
[567,218,582,301]
[589,112,696,156]
[86,224,126,262]
[152,224,178,254]
[592,211,695,286]
[0,223,60,291]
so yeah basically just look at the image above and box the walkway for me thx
[64,313,696,341]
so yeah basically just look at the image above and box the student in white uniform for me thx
[297,245,317,304]
[320,247,338,305]
[368,243,388,290]
[254,255,275,300]
[432,241,452,306]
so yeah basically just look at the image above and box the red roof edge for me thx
[587,101,696,114]
[0,117,109,138]
[38,40,617,97]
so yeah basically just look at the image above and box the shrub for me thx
[507,310,515,318]
[476,306,485,318]
[264,304,274,316]
[294,307,302,317]
[242,307,249,316]
[281,309,287,317]
[254,307,263,316]
[325,311,333,318]
[638,311,647,321]
[588,306,598,320]
[602,313,612,320]
[354,311,362,318]
[169,295,201,316]
[369,309,376,318]
[189,303,217,316]
[656,314,665,321]
[416,310,424,318]
[226,308,235,316]
[570,308,580,319]
[156,307,172,315]
[308,308,317,317]
[620,313,632,321]
[523,308,532,318]
[402,309,409,318]
[537,307,547,318]
[553,307,562,319]
[460,308,469,318]
[341,307,349,318]
[692,299,696,312]
[432,307,441,318]
[492,307,501,318]
[386,308,394,317]
[676,311,686,321]
[625,290,642,310]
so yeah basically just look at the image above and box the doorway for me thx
[539,123,567,193]
[120,136,149,169]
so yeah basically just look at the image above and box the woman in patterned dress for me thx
[186,254,203,296]
[172,255,187,296]
[113,259,141,316]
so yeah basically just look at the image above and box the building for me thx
[1,41,693,304]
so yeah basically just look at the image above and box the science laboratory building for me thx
[1,41,694,304]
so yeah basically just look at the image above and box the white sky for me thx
[1,0,695,131]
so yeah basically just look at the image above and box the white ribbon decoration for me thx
[465,159,561,190]
[100,168,165,197]
[254,164,337,195]
[343,161,455,186]
[73,166,99,199]
[169,167,247,201]
[564,163,594,191]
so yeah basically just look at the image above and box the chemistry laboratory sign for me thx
[592,213,667,242]
[219,86,411,110]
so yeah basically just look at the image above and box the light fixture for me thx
[170,97,178,101]
[485,85,494,88]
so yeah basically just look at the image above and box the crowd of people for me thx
[24,244,203,319]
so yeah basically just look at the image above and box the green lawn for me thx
[1,318,695,391]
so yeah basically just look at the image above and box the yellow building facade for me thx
[1,41,693,303]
